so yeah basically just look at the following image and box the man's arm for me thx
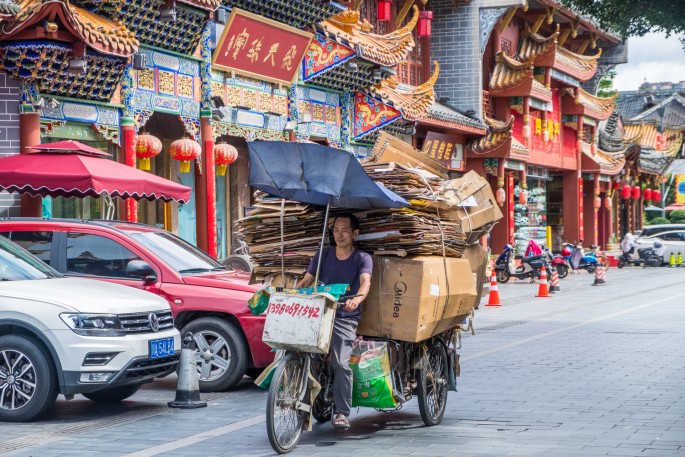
[344,272,371,312]
[295,272,315,289]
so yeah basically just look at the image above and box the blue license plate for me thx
[149,337,175,359]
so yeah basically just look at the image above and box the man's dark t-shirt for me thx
[306,248,373,321]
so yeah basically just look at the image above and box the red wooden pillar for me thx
[196,115,217,258]
[121,118,137,222]
[19,110,42,217]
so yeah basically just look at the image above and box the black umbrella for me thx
[248,141,409,284]
[247,141,408,209]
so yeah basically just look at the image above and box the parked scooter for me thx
[618,241,665,268]
[562,242,605,274]
[495,244,550,283]
[544,247,570,279]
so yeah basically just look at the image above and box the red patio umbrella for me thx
[29,140,113,157]
[0,147,191,203]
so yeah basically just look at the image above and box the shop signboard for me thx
[422,132,464,170]
[212,9,313,86]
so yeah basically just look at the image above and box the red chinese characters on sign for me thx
[266,301,321,319]
[422,132,464,170]
[212,9,313,85]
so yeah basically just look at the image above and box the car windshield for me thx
[0,235,60,281]
[130,231,226,274]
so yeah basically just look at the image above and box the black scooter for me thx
[495,244,550,283]
[617,242,664,268]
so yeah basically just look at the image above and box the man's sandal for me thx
[332,414,350,430]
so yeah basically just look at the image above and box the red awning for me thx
[29,140,113,157]
[0,152,191,203]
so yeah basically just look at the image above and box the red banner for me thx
[212,9,313,85]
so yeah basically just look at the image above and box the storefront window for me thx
[513,176,548,256]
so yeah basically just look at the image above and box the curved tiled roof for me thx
[563,87,616,121]
[489,52,552,102]
[517,27,558,62]
[422,101,488,134]
[623,123,683,153]
[581,142,626,175]
[370,61,438,122]
[318,6,417,67]
[177,0,220,11]
[467,116,529,159]
[554,46,601,81]
[4,0,138,57]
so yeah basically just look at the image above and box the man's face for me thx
[332,217,358,249]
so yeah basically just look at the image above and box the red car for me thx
[0,218,272,391]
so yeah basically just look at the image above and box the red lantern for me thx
[214,142,238,177]
[621,185,631,199]
[417,10,433,37]
[604,196,612,209]
[496,187,506,206]
[652,190,661,202]
[134,131,162,171]
[169,137,201,173]
[593,196,601,210]
[376,0,392,22]
[518,189,528,205]
[631,186,641,200]
[612,181,620,190]
[643,188,652,201]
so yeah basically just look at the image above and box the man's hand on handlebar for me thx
[340,294,364,312]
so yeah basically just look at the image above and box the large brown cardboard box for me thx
[369,132,449,179]
[358,256,478,342]
[442,170,503,231]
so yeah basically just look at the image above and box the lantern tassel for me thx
[139,157,150,171]
[217,164,227,177]
[180,161,191,173]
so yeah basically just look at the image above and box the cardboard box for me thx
[358,256,477,342]
[369,132,448,179]
[442,170,503,231]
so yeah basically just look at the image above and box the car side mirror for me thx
[126,260,157,283]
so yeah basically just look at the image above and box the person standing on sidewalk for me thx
[296,213,372,430]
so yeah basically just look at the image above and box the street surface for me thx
[1,266,684,457]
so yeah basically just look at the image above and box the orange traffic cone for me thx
[486,273,502,307]
[536,265,550,298]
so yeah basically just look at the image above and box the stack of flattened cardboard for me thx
[234,194,324,282]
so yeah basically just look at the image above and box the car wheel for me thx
[182,317,248,392]
[0,335,57,422]
[82,384,142,403]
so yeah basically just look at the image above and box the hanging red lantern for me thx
[593,195,602,210]
[612,180,620,191]
[621,185,631,199]
[496,187,506,206]
[417,10,433,37]
[631,185,641,200]
[214,142,238,177]
[643,188,652,201]
[134,131,162,171]
[376,0,392,22]
[169,137,201,173]
[652,189,661,202]
[518,189,528,205]
[604,196,612,209]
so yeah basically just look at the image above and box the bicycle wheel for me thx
[417,341,449,426]
[266,354,306,454]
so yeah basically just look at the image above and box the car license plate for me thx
[149,337,175,359]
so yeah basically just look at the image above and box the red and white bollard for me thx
[549,267,560,293]
[592,265,606,286]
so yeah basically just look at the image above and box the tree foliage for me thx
[650,216,670,225]
[560,0,685,42]
[597,69,617,98]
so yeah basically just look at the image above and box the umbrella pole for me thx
[313,202,330,289]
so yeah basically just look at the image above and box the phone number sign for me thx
[212,9,313,86]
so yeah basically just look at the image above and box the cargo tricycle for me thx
[262,289,464,454]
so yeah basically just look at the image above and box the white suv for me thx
[0,235,180,422]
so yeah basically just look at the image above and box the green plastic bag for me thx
[248,289,271,315]
[350,341,396,409]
